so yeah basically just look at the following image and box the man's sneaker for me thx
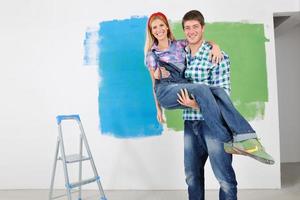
[224,138,275,165]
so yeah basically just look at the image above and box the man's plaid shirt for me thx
[183,41,231,120]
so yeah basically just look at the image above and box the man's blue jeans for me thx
[155,82,257,141]
[184,120,237,200]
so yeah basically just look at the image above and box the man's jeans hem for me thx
[233,133,257,142]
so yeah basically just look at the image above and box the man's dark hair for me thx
[182,10,205,28]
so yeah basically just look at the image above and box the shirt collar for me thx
[151,39,173,51]
[185,40,209,57]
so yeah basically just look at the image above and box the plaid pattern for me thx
[183,41,231,120]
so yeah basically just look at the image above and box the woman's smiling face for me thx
[151,18,169,42]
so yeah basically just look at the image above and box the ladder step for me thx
[68,177,99,189]
[59,154,90,163]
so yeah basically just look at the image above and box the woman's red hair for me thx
[147,12,169,30]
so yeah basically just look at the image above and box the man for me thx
[178,10,237,200]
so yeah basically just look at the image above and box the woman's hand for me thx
[157,107,165,123]
[153,67,161,79]
[209,43,224,64]
[153,67,170,79]
[177,89,200,110]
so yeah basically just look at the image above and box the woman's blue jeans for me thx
[155,81,257,141]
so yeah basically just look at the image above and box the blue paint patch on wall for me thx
[98,17,163,138]
[83,27,99,65]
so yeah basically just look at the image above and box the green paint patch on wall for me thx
[165,22,269,131]
[165,110,184,131]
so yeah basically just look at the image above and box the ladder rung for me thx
[68,177,99,188]
[59,154,90,163]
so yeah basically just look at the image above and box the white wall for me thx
[271,0,300,13]
[0,0,299,190]
[275,21,300,163]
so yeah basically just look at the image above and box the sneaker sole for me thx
[232,147,275,165]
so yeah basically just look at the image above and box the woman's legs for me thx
[156,82,229,136]
[156,82,255,137]
[155,82,274,164]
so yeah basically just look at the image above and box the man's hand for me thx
[209,44,224,64]
[177,88,200,110]
[153,67,170,79]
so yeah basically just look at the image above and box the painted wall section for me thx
[83,27,99,66]
[85,18,269,136]
[205,23,268,120]
[97,17,163,138]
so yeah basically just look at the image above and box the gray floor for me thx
[1,163,299,200]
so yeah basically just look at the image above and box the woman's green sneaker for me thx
[224,142,242,155]
[224,138,275,165]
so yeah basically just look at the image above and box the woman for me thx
[144,12,222,121]
[144,12,274,164]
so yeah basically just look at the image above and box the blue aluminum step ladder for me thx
[49,115,107,200]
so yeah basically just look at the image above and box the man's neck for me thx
[189,39,204,57]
